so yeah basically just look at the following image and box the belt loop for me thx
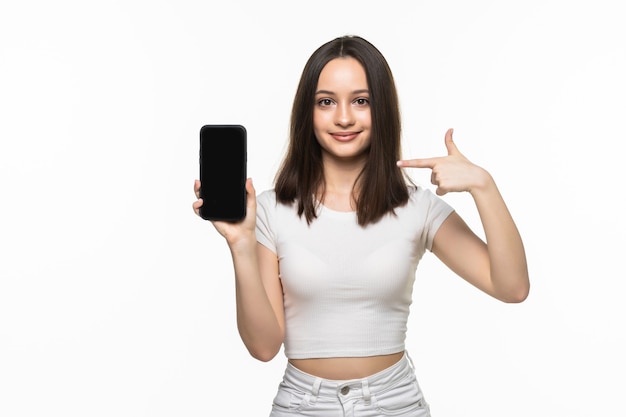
[309,377,322,404]
[361,379,371,405]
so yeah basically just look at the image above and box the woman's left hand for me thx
[397,128,490,196]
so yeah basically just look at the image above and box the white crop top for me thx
[255,186,454,359]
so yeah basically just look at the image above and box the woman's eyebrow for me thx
[315,89,370,95]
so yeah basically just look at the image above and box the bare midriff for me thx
[288,351,405,380]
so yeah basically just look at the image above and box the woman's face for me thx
[313,57,372,165]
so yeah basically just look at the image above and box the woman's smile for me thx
[330,131,361,142]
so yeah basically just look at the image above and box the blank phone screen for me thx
[199,125,247,221]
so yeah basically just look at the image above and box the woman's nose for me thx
[334,102,355,127]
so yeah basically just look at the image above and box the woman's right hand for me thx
[193,178,258,248]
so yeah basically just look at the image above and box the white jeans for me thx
[269,352,431,417]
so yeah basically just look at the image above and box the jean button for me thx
[340,386,350,395]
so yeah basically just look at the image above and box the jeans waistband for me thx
[282,352,414,403]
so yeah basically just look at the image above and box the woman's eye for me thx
[318,98,334,106]
[354,98,369,106]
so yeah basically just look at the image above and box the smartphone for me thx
[199,124,247,222]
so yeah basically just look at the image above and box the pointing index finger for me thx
[397,157,438,169]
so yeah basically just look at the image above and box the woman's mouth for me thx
[330,132,359,142]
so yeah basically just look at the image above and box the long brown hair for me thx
[275,35,410,226]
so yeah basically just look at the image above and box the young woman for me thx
[193,35,529,416]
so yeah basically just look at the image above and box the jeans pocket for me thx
[271,383,309,415]
[374,377,431,416]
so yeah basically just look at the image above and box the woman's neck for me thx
[318,155,366,212]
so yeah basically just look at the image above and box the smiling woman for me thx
[192,35,529,417]
[274,37,408,227]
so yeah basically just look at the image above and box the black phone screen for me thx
[199,124,247,221]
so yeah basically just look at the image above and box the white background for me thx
[1,1,624,416]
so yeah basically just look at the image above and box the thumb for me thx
[246,178,257,209]
[245,177,255,194]
[444,128,460,156]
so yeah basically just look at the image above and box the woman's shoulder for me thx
[256,188,277,208]
[257,188,276,200]
[256,188,298,228]
[256,188,296,210]
[405,184,447,208]
[406,184,430,200]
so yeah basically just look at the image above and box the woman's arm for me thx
[193,179,285,360]
[397,129,529,303]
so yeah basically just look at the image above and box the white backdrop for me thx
[1,1,624,416]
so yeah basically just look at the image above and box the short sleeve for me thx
[255,190,277,254]
[420,188,455,251]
